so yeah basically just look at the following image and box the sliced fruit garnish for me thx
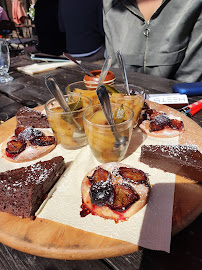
[114,104,125,124]
[15,126,26,138]
[149,114,171,132]
[88,167,111,183]
[90,180,114,206]
[18,127,44,142]
[117,167,147,183]
[109,184,139,211]
[30,136,55,146]
[6,140,26,155]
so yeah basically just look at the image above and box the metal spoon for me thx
[63,52,94,77]
[116,50,130,95]
[96,85,128,149]
[96,55,112,91]
[45,75,82,131]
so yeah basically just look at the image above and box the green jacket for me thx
[103,0,202,82]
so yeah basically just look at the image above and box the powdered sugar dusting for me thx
[0,159,59,190]
[143,144,202,166]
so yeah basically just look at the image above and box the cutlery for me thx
[96,55,112,91]
[96,85,128,149]
[45,75,82,131]
[116,50,130,95]
[63,52,94,77]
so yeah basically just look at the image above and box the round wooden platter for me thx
[0,102,202,260]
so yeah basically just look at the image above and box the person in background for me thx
[34,0,66,55]
[0,6,11,36]
[0,6,9,21]
[103,0,202,82]
[58,0,105,61]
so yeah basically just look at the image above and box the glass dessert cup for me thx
[83,103,134,163]
[45,93,92,149]
[67,81,99,106]
[110,84,145,127]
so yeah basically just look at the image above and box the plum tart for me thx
[81,163,150,222]
[139,105,184,138]
[1,126,56,163]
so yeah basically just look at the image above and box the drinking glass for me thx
[0,39,13,83]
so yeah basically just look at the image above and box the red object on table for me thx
[180,99,202,117]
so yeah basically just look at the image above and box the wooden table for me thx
[0,55,202,270]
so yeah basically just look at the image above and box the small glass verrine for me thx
[45,93,92,149]
[67,81,99,105]
[83,103,134,163]
[110,84,145,127]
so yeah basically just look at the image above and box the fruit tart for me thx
[139,104,184,138]
[1,126,56,163]
[81,163,150,222]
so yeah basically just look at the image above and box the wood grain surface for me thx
[0,102,201,260]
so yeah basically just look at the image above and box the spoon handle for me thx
[116,50,130,95]
[96,85,122,142]
[96,85,115,126]
[45,76,82,130]
[96,56,112,90]
[45,76,71,113]
[63,52,94,77]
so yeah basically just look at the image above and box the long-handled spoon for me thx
[45,75,82,131]
[96,55,112,91]
[63,52,94,77]
[96,85,128,149]
[116,50,130,95]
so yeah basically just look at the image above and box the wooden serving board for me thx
[0,102,202,260]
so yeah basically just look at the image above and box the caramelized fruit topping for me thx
[109,184,139,211]
[88,167,111,183]
[143,108,163,121]
[18,127,44,142]
[30,136,55,146]
[90,180,114,206]
[117,167,147,183]
[15,126,26,137]
[6,140,26,155]
[149,114,171,132]
[169,118,184,130]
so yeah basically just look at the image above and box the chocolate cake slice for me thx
[0,156,66,218]
[140,145,202,183]
[16,106,50,128]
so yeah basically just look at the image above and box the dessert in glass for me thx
[67,70,115,105]
[45,93,92,149]
[83,103,134,163]
[67,81,99,105]
[109,84,145,127]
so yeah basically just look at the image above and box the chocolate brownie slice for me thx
[140,145,202,183]
[16,106,50,128]
[0,156,66,218]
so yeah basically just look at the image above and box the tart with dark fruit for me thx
[1,126,56,163]
[139,104,184,138]
[81,163,150,222]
